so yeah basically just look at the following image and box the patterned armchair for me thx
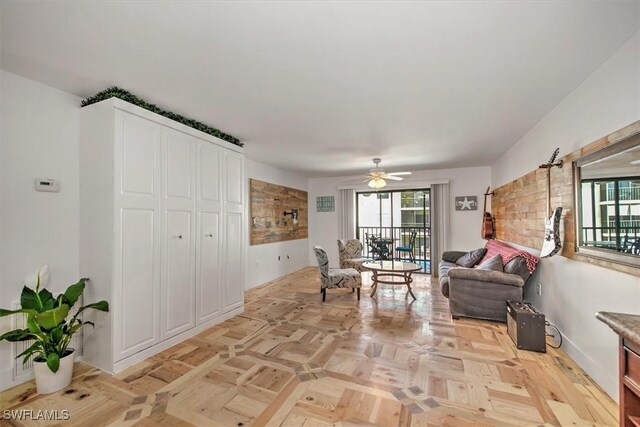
[314,246,361,301]
[337,239,367,272]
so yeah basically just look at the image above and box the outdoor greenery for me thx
[81,87,242,147]
[0,265,109,373]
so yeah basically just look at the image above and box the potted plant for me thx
[0,265,109,394]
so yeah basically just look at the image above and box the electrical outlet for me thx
[537,282,542,296]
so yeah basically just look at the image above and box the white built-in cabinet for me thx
[80,99,244,374]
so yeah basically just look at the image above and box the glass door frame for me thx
[355,188,431,273]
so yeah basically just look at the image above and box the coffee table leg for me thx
[405,272,417,300]
[370,270,378,297]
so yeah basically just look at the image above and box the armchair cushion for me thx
[338,239,366,271]
[338,239,363,260]
[314,245,362,290]
[477,254,503,271]
[455,248,487,268]
[341,257,367,271]
[327,268,361,289]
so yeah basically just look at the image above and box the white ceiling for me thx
[1,1,638,177]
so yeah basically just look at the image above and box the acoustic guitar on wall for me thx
[540,148,563,258]
[481,187,495,240]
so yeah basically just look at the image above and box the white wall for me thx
[492,32,640,400]
[308,166,491,267]
[0,71,81,389]
[244,159,310,289]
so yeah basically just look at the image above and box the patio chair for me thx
[366,233,390,260]
[314,246,361,301]
[396,230,417,262]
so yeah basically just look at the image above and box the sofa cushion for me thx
[455,248,487,268]
[442,251,468,263]
[479,240,540,274]
[477,254,503,271]
[504,256,531,281]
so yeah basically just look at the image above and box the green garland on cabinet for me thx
[81,87,242,147]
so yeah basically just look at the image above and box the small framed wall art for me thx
[316,196,335,212]
[455,196,478,211]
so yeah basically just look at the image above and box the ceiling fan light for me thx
[368,178,387,189]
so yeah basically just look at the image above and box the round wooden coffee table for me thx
[362,261,422,300]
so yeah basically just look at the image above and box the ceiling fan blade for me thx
[384,175,403,181]
[386,172,412,176]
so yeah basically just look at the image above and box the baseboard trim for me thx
[106,306,244,374]
[553,326,618,401]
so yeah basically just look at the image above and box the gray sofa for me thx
[439,246,535,322]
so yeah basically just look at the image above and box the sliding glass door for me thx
[356,189,431,273]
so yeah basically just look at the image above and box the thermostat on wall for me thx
[35,178,61,193]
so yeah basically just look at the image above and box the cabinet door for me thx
[161,128,195,339]
[195,142,222,323]
[114,111,162,360]
[223,152,245,312]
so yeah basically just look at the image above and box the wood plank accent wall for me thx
[492,121,640,277]
[250,179,308,245]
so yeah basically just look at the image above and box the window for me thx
[580,178,640,253]
[575,133,640,265]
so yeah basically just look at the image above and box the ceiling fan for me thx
[362,158,412,189]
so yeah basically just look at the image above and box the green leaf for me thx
[0,329,35,342]
[26,314,40,334]
[16,341,42,360]
[69,321,94,335]
[20,286,41,311]
[36,304,69,329]
[38,288,54,307]
[46,353,60,373]
[63,278,87,307]
[50,325,64,343]
[0,308,37,317]
[77,301,109,314]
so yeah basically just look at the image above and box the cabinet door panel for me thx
[224,212,244,311]
[163,210,194,337]
[199,143,221,203]
[225,153,243,205]
[196,211,221,322]
[165,130,192,199]
[120,208,158,355]
[121,116,158,196]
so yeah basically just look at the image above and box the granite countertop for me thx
[596,311,640,346]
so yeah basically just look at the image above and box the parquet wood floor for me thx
[1,267,617,426]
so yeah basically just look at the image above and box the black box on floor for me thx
[506,301,546,353]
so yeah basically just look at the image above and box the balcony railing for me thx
[357,226,431,273]
[581,226,640,254]
[605,187,640,201]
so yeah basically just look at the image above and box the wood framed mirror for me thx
[574,131,640,267]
